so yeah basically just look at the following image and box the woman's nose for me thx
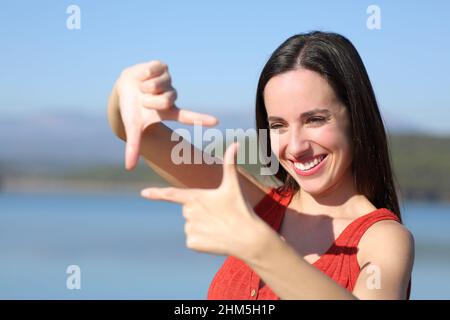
[285,128,311,158]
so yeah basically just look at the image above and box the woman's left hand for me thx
[140,143,266,260]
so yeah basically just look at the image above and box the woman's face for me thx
[264,68,353,196]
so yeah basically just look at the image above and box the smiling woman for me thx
[107,31,414,300]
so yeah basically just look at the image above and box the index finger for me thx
[164,105,219,127]
[141,187,196,204]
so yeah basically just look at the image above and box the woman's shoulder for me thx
[360,215,414,249]
[357,211,415,268]
[353,215,414,299]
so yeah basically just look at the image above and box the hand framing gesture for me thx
[113,60,218,170]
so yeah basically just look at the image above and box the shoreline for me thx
[2,176,450,203]
[0,177,167,196]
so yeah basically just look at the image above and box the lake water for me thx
[0,192,449,300]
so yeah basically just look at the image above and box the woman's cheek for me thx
[270,132,286,159]
[310,126,344,151]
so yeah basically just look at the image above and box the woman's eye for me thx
[307,117,325,124]
[269,123,284,129]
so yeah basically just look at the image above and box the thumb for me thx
[125,126,142,171]
[221,142,240,187]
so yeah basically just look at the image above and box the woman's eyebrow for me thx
[267,108,331,121]
[299,108,331,118]
[267,116,285,122]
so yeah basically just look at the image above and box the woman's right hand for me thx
[114,60,219,170]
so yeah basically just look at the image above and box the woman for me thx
[107,31,414,299]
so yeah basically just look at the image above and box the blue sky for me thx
[1,0,449,133]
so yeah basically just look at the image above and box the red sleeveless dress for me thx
[207,187,412,300]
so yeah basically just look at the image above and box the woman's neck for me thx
[290,171,376,219]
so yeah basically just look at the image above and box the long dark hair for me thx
[255,31,402,222]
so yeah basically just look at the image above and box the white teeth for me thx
[294,155,326,171]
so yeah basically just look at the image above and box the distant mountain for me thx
[381,110,430,135]
[0,112,123,174]
[0,109,435,175]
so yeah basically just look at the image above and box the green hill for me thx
[389,134,450,201]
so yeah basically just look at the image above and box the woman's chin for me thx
[292,177,328,196]
[299,185,326,196]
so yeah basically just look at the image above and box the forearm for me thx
[246,223,357,300]
[140,124,223,188]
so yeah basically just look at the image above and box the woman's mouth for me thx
[291,154,328,177]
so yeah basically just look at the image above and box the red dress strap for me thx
[330,208,400,250]
[253,186,294,231]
